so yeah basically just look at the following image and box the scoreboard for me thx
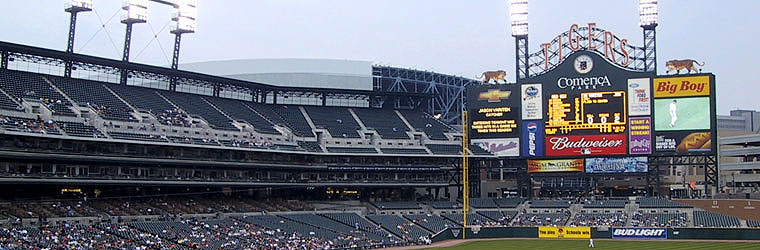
[467,51,716,164]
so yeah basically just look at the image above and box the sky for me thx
[0,0,757,114]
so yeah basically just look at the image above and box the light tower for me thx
[639,0,658,73]
[120,0,148,85]
[63,0,93,78]
[509,0,528,82]
[170,0,197,70]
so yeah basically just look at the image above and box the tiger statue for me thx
[665,59,705,74]
[479,70,507,84]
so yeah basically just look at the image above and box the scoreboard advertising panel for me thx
[466,51,716,165]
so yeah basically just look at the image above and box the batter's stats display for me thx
[467,51,716,160]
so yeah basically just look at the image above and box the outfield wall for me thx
[432,227,760,242]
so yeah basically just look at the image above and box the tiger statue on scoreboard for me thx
[479,70,507,84]
[665,59,704,74]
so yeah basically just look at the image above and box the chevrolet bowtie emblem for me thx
[479,89,511,102]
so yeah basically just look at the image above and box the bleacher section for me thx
[0,70,76,116]
[161,91,237,130]
[529,200,571,208]
[0,91,19,110]
[631,212,689,227]
[405,214,455,233]
[512,212,570,227]
[109,85,191,127]
[322,213,393,241]
[442,213,498,227]
[252,104,314,137]
[367,215,429,240]
[569,212,627,227]
[305,106,361,138]
[693,211,741,228]
[51,77,134,121]
[399,110,451,140]
[56,121,106,138]
[477,210,517,225]
[637,197,692,208]
[426,144,460,155]
[206,97,279,134]
[353,108,409,139]
[748,220,760,228]
[380,148,428,155]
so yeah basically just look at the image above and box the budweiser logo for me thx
[549,136,623,151]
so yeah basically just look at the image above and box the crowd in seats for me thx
[442,213,501,227]
[366,215,430,243]
[0,115,60,135]
[0,70,76,117]
[305,106,361,139]
[51,77,135,121]
[399,110,452,140]
[207,97,280,135]
[693,210,741,228]
[169,136,220,146]
[630,212,689,227]
[220,139,274,149]
[55,121,106,138]
[405,214,455,233]
[297,140,323,152]
[110,85,193,127]
[0,224,150,249]
[322,213,394,242]
[380,148,428,155]
[161,91,237,131]
[477,211,517,225]
[353,108,410,139]
[569,211,627,227]
[637,197,692,208]
[252,104,314,137]
[511,211,570,227]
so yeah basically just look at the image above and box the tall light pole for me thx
[639,0,658,73]
[509,0,528,83]
[170,0,196,70]
[120,0,149,84]
[64,0,93,78]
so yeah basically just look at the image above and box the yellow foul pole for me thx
[462,110,469,239]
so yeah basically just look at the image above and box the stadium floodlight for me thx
[508,0,528,37]
[171,0,197,34]
[65,0,93,12]
[121,0,149,24]
[639,0,658,27]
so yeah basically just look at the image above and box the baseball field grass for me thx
[424,239,760,250]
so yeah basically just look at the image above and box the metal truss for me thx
[642,25,657,73]
[648,155,718,197]
[373,66,479,125]
[515,36,529,82]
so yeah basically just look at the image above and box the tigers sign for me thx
[538,226,591,239]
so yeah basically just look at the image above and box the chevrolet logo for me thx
[479,89,511,102]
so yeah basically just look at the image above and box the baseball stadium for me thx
[0,0,758,249]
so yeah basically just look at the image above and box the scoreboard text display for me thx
[466,51,716,162]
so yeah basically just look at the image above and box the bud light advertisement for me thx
[611,228,667,239]
[521,121,544,157]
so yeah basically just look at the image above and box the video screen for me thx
[654,97,710,131]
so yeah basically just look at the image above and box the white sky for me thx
[0,0,757,114]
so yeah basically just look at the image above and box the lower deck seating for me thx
[367,215,429,241]
[693,210,741,227]
[569,212,627,227]
[511,212,570,227]
[630,212,689,227]
[442,213,498,227]
[56,121,106,138]
[405,214,456,233]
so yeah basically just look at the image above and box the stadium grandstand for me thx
[1,1,759,249]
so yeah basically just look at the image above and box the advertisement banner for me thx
[653,75,710,98]
[521,84,543,120]
[545,134,627,156]
[528,159,584,173]
[467,85,521,139]
[521,121,545,157]
[654,97,711,131]
[629,117,652,154]
[655,131,712,153]
[628,78,651,116]
[585,157,648,174]
[611,228,667,239]
[538,226,591,239]
[471,138,519,157]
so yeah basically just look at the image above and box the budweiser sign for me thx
[546,134,627,156]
